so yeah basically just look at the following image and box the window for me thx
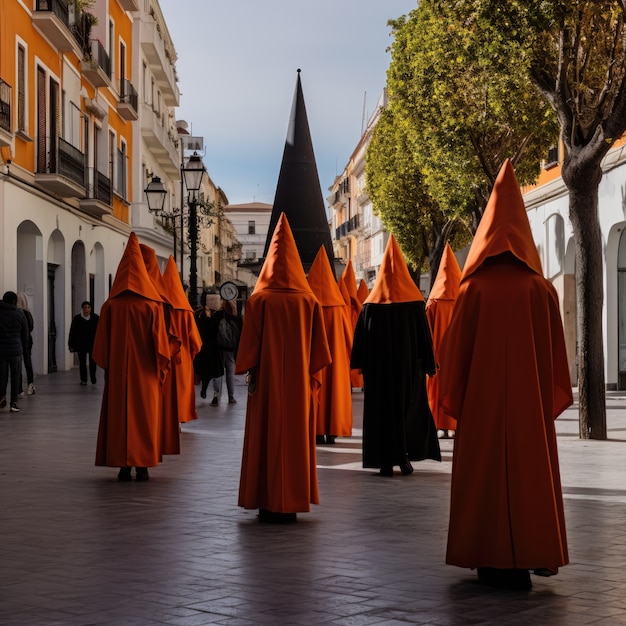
[246,250,256,260]
[248,220,256,235]
[17,44,26,133]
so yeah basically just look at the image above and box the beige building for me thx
[328,90,389,289]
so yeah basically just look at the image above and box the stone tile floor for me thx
[1,370,626,624]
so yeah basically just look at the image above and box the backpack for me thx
[216,316,240,351]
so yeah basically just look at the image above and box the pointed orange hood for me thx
[140,243,170,304]
[341,261,359,303]
[357,279,369,304]
[364,234,425,304]
[308,246,345,307]
[255,213,312,293]
[108,232,164,302]
[461,159,543,281]
[428,242,461,302]
[163,256,193,311]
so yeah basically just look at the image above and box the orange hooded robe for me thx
[339,261,363,389]
[236,213,331,513]
[357,279,370,304]
[351,235,440,470]
[425,243,461,432]
[162,256,202,424]
[94,232,171,468]
[140,244,180,455]
[439,160,572,572]
[307,246,353,439]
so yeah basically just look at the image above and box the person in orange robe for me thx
[308,246,353,445]
[236,213,331,523]
[140,244,180,456]
[93,232,171,482]
[439,160,573,590]
[425,242,461,438]
[339,261,364,390]
[162,256,202,424]
[351,235,440,476]
[356,278,369,304]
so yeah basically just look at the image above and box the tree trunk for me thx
[562,158,607,439]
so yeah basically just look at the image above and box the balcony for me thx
[35,136,86,198]
[117,79,138,120]
[335,214,361,240]
[0,79,12,147]
[80,168,113,218]
[140,16,179,106]
[33,0,85,56]
[141,101,180,176]
[81,40,111,88]
[117,0,138,10]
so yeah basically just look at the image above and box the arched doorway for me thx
[17,221,44,375]
[47,231,66,373]
[71,240,87,319]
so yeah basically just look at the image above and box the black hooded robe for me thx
[351,301,441,469]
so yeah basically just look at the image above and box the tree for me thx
[477,0,626,439]
[367,1,558,282]
[367,108,463,278]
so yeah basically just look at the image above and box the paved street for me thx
[2,369,626,625]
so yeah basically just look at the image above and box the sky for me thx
[157,0,417,206]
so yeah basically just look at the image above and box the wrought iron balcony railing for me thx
[0,79,11,133]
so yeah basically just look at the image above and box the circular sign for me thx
[220,281,238,301]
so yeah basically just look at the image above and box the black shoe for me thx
[117,467,132,482]
[91,378,97,384]
[135,467,150,481]
[258,509,297,524]
[477,568,532,590]
[533,568,558,577]
[379,467,394,477]
[325,435,336,444]
[200,389,206,399]
[211,396,219,406]
[10,402,20,413]
[400,458,414,475]
[316,435,326,445]
[0,397,6,408]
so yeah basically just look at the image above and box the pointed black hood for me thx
[263,70,335,276]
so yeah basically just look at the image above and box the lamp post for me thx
[144,175,178,267]
[181,152,206,309]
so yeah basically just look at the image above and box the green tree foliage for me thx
[479,0,626,439]
[366,0,558,277]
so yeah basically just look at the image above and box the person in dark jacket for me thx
[212,298,242,405]
[16,292,35,396]
[193,293,224,401]
[0,291,29,412]
[68,301,100,385]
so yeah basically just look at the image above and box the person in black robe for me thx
[350,235,441,476]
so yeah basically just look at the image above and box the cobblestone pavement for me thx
[1,370,626,625]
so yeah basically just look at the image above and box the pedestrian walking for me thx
[193,293,223,402]
[68,301,99,385]
[0,291,29,412]
[212,297,242,405]
[439,160,572,590]
[16,292,35,396]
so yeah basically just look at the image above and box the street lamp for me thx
[182,152,207,309]
[144,175,179,268]
[144,175,167,213]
